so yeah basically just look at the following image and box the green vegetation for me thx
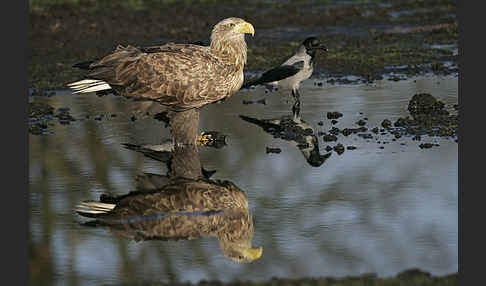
[29,0,457,89]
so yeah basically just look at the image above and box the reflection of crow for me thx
[240,113,331,167]
[75,177,262,263]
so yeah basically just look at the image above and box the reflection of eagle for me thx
[240,113,331,167]
[75,177,262,263]
[68,17,254,111]
[75,110,261,262]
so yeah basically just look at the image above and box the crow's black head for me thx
[302,37,328,59]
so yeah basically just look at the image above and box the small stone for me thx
[419,143,434,149]
[381,119,392,128]
[341,128,353,136]
[323,134,338,142]
[333,143,345,155]
[358,133,373,139]
[329,127,340,135]
[327,112,343,119]
[266,147,282,154]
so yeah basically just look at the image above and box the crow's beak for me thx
[318,45,328,52]
[309,45,328,52]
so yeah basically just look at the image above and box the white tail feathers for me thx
[74,201,116,215]
[67,79,112,94]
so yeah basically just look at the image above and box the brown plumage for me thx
[75,177,262,263]
[68,17,255,111]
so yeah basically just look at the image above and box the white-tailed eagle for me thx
[68,17,255,111]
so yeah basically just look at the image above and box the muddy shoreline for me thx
[29,0,457,90]
[128,269,457,286]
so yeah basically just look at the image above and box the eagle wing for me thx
[87,44,240,110]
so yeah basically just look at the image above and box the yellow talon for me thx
[197,131,212,146]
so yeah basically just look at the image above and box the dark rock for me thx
[341,128,353,136]
[29,102,54,118]
[327,111,343,119]
[333,143,345,155]
[266,147,282,154]
[381,119,392,128]
[329,127,340,135]
[408,93,446,116]
[56,112,76,121]
[419,143,434,149]
[323,134,338,142]
[358,133,373,139]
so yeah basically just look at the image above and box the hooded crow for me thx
[241,37,327,111]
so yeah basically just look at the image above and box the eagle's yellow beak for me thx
[235,21,255,36]
[242,246,263,261]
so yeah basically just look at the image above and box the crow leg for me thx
[292,100,301,121]
[291,89,302,118]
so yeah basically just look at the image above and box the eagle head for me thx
[211,17,255,41]
[210,17,255,68]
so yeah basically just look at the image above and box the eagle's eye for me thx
[229,23,236,27]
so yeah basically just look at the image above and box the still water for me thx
[29,74,458,285]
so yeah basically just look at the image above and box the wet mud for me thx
[29,102,77,134]
[29,0,457,90]
[28,101,120,135]
[132,268,456,286]
[312,92,457,153]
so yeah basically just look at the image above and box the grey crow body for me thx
[241,37,327,111]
